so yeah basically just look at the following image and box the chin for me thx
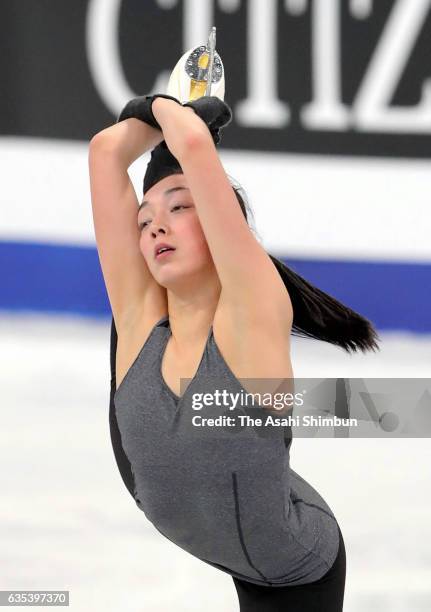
[155,262,208,290]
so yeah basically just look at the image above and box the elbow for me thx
[180,128,214,158]
[89,133,106,160]
[88,131,124,167]
[89,131,112,154]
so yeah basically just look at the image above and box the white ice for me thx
[1,312,430,611]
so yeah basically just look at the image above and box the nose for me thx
[150,211,169,238]
[150,219,169,238]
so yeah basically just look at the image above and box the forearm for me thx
[151,97,212,160]
[89,118,164,168]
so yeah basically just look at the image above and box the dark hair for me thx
[141,171,379,354]
[230,179,380,354]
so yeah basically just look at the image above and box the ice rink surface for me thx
[1,312,431,611]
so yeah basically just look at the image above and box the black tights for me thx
[232,524,346,612]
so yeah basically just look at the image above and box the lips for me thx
[154,242,176,259]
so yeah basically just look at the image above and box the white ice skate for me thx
[166,27,225,102]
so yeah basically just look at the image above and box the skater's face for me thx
[138,174,215,287]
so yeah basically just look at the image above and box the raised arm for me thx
[88,119,167,331]
[152,97,293,330]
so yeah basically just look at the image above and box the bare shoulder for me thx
[211,289,294,396]
[115,290,168,392]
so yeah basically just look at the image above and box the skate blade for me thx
[166,45,225,103]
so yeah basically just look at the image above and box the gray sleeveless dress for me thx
[112,315,340,587]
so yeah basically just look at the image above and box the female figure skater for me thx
[89,94,379,611]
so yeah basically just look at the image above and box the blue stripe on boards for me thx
[0,240,108,318]
[0,241,430,333]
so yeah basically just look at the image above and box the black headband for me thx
[143,141,184,195]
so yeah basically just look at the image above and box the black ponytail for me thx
[268,254,380,354]
[231,181,381,355]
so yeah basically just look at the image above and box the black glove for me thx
[116,93,182,129]
[117,93,232,145]
[183,96,232,144]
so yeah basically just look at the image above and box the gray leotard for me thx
[112,315,340,587]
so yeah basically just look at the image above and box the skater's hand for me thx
[183,97,232,144]
[116,94,182,130]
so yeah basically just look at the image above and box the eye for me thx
[138,204,191,230]
[171,203,190,212]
